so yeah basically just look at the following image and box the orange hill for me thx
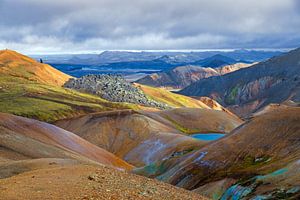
[0,49,71,86]
[0,112,132,170]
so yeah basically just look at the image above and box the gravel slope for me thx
[0,164,207,200]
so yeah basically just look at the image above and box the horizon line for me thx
[3,47,293,56]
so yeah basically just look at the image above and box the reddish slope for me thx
[0,49,71,86]
[0,113,132,170]
[55,110,205,167]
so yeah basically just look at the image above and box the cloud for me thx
[0,0,299,53]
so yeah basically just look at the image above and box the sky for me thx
[0,0,300,54]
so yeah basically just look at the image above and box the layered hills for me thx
[1,48,298,199]
[55,108,242,167]
[135,106,300,199]
[136,63,253,89]
[0,49,241,122]
[0,50,138,122]
[0,112,207,199]
[180,48,300,117]
[42,49,282,65]
[0,112,132,171]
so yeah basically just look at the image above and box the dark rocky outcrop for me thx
[64,74,169,109]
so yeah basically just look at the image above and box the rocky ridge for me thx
[136,63,253,89]
[64,74,169,109]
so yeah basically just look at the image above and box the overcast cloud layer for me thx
[1,0,300,54]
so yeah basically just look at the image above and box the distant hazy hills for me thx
[30,49,283,80]
[180,48,300,117]
[32,49,283,65]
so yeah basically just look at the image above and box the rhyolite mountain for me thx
[0,112,207,200]
[0,49,216,199]
[136,63,253,89]
[180,47,300,117]
[0,48,299,199]
[55,108,242,167]
[135,106,300,199]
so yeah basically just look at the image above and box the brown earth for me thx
[0,164,207,200]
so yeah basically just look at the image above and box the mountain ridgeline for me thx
[179,48,300,117]
[136,63,253,89]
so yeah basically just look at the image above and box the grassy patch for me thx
[225,85,240,105]
[135,84,208,108]
[0,75,137,122]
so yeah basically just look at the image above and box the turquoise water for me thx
[191,133,225,141]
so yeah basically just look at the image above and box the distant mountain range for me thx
[32,49,283,65]
[179,48,300,117]
[191,54,249,68]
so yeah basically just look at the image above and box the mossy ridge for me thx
[135,84,209,108]
[0,75,137,122]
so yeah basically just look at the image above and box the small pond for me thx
[191,133,225,141]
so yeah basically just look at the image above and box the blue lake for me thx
[191,133,225,141]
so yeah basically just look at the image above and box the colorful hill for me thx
[140,108,243,134]
[56,108,242,167]
[0,49,71,86]
[180,48,300,117]
[0,113,207,200]
[135,84,240,120]
[134,83,210,109]
[135,106,300,199]
[136,63,253,90]
[0,112,132,170]
[0,50,136,122]
[55,110,206,167]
